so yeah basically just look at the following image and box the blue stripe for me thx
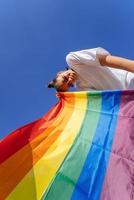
[71,90,121,200]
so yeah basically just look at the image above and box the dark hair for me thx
[47,78,57,88]
[47,78,66,92]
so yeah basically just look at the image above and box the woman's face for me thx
[55,71,71,92]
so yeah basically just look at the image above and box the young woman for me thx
[48,47,134,92]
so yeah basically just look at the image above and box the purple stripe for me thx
[101,90,134,200]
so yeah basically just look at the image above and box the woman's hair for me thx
[47,78,57,88]
[47,78,67,92]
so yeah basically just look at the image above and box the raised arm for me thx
[66,47,134,73]
[99,54,134,73]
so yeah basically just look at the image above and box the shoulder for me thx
[66,47,110,59]
[66,47,111,68]
[96,47,111,56]
[66,47,98,64]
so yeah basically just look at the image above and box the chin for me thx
[61,88,69,92]
[56,84,69,92]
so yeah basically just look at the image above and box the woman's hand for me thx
[67,71,78,86]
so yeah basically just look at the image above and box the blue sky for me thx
[0,0,134,139]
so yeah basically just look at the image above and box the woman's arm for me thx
[99,55,134,73]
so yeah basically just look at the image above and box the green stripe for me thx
[41,92,102,200]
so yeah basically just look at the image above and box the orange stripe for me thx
[0,94,75,200]
[28,100,64,141]
[0,100,63,165]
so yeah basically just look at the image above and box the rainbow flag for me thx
[0,90,134,200]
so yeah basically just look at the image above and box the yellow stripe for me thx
[1,98,67,200]
[6,92,87,200]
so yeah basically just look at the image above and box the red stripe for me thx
[0,100,64,165]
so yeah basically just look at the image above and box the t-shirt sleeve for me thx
[66,47,111,69]
[96,47,111,65]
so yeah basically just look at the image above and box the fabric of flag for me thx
[0,90,134,200]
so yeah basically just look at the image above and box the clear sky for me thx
[0,0,134,139]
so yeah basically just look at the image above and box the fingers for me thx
[67,73,77,86]
[69,73,77,80]
[57,70,77,80]
[68,72,77,82]
[67,76,76,86]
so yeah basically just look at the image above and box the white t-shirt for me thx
[66,47,134,90]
